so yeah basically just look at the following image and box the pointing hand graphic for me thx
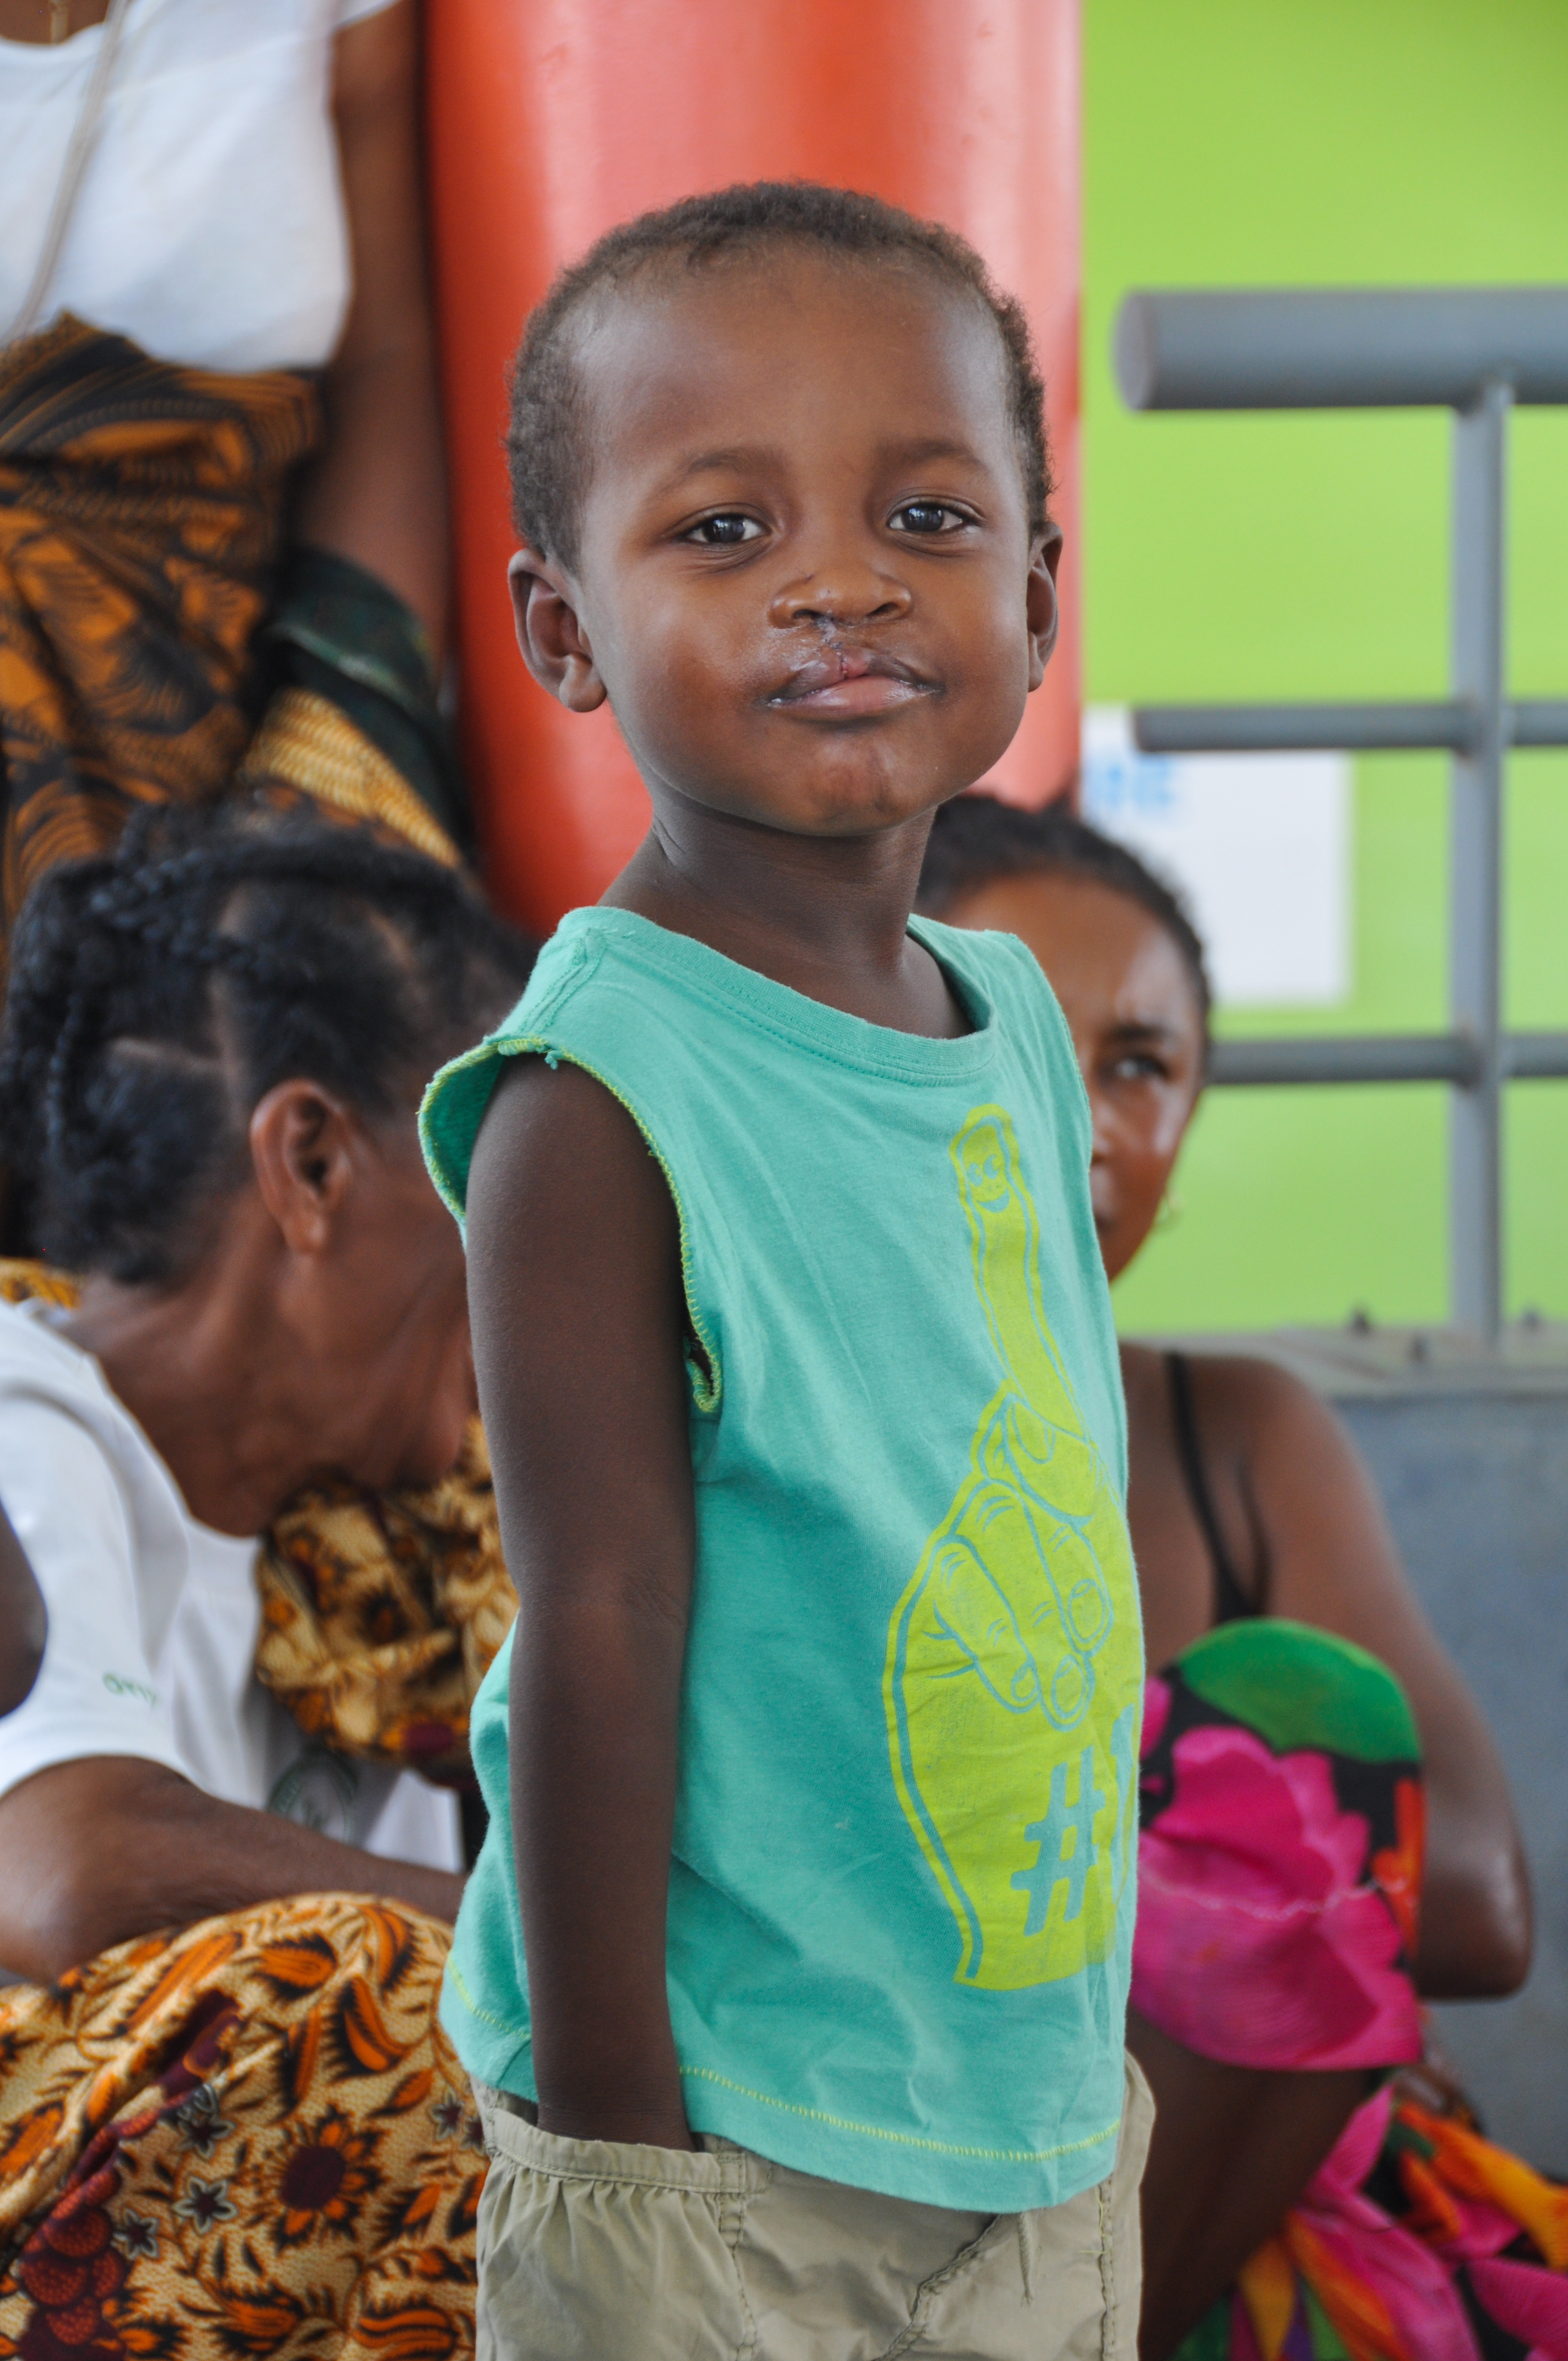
[884,1108,1142,1990]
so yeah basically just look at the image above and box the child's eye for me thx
[1107,1052,1169,1083]
[889,501,971,536]
[683,514,765,547]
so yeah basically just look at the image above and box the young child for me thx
[421,182,1151,2360]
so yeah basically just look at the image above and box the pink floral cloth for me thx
[1133,1689,1420,2072]
[1136,1625,1568,2361]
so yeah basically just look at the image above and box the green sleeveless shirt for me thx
[421,908,1142,2211]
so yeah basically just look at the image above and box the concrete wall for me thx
[1337,1387,1568,2170]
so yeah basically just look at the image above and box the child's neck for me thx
[601,801,971,1041]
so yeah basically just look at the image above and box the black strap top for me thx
[1164,1351,1259,1627]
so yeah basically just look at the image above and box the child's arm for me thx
[466,1058,699,2150]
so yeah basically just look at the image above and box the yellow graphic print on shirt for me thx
[884,1105,1143,1990]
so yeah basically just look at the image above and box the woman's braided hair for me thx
[918,793,1213,1048]
[0,803,535,1283]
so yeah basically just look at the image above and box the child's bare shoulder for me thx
[464,1055,682,1365]
[470,1056,663,1220]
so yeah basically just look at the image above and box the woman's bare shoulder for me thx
[1119,1339,1337,1458]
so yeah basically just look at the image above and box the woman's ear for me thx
[248,1081,359,1255]
[508,546,608,712]
[1025,524,1064,692]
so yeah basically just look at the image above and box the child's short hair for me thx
[918,793,1213,1048]
[507,181,1050,569]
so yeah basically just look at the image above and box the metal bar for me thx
[1448,382,1510,1342]
[1133,700,1476,754]
[1512,700,1568,747]
[1503,1032,1568,1080]
[1132,698,1568,756]
[1208,1035,1480,1087]
[1115,287,1568,411]
[1206,1030,1568,1087]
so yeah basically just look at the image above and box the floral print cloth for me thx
[257,1419,514,1785]
[0,1895,483,2361]
[1140,1621,1568,2361]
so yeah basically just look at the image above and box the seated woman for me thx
[0,804,530,2361]
[1,0,463,1014]
[922,797,1566,2361]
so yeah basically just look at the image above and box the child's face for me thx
[511,249,1060,840]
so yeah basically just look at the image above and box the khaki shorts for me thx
[472,2054,1153,2361]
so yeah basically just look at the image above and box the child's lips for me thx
[769,648,935,717]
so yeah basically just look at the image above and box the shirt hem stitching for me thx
[444,1970,1119,2167]
[429,1035,722,1413]
[679,2065,1120,2164]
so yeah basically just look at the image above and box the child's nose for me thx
[769,556,912,630]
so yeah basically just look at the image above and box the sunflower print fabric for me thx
[257,1421,516,1782]
[0,1894,483,2361]
[0,315,319,972]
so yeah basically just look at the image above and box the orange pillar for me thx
[427,0,1080,933]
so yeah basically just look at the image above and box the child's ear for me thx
[1024,525,1064,692]
[508,548,608,712]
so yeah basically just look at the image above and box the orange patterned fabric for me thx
[1280,2215,1407,2361]
[1396,2099,1568,2274]
[0,314,318,970]
[237,691,461,871]
[0,1264,77,1312]
[257,1422,515,1782]
[0,1895,482,2361]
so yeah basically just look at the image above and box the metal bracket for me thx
[1114,287,1568,1343]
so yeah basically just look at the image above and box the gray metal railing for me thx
[1113,288,1568,1343]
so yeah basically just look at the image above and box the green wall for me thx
[1083,0,1568,1334]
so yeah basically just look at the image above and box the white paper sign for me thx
[1081,707,1351,1009]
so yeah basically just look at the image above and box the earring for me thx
[1155,1187,1183,1232]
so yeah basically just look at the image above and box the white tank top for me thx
[1,0,395,374]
